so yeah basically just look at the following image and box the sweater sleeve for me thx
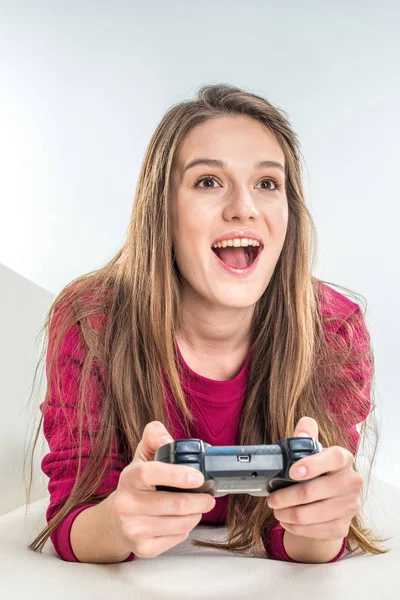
[263,306,373,563]
[325,304,374,456]
[40,307,135,563]
[263,523,347,563]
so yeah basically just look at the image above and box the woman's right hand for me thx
[107,421,216,558]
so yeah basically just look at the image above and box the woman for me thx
[26,83,389,564]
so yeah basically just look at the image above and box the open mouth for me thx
[211,244,262,268]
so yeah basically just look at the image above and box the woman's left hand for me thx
[267,417,362,542]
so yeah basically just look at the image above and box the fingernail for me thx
[159,435,173,446]
[291,465,307,478]
[296,432,309,437]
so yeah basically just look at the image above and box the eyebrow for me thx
[183,158,285,173]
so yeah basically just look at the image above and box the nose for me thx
[222,185,259,221]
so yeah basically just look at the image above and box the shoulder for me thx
[317,282,362,325]
[48,284,110,365]
[52,282,110,333]
[317,282,372,376]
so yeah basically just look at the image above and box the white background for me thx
[0,0,399,487]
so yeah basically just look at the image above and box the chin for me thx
[211,292,261,310]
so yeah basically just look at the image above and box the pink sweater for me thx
[40,284,372,563]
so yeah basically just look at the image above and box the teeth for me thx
[211,238,260,249]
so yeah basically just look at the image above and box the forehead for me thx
[174,115,285,174]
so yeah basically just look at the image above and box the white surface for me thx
[0,473,399,600]
[0,264,52,515]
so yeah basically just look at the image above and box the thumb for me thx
[133,420,174,463]
[293,416,319,441]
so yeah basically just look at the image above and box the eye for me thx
[256,177,281,191]
[194,176,282,191]
[194,176,220,189]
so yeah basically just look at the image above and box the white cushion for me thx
[1,474,399,599]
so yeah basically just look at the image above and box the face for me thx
[170,115,289,310]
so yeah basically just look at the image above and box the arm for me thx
[264,306,372,563]
[69,492,133,563]
[282,530,346,563]
[41,308,134,563]
[265,523,346,563]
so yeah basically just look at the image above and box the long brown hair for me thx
[25,83,390,559]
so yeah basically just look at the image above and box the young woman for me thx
[26,83,389,564]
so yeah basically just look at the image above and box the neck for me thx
[176,287,254,357]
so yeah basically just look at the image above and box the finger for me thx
[128,513,203,540]
[273,491,360,525]
[288,445,354,482]
[129,488,216,516]
[122,460,205,493]
[133,421,174,463]
[293,417,318,441]
[268,468,349,510]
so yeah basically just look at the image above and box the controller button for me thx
[176,441,202,454]
[289,439,314,451]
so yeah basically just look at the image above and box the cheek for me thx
[172,196,206,236]
[172,218,205,267]
[281,204,289,229]
[264,204,289,235]
[174,206,211,252]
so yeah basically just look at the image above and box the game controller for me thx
[155,437,323,497]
